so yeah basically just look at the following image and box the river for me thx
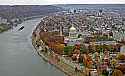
[0,18,65,76]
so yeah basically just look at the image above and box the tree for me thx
[117,53,125,60]
[55,43,65,54]
[74,10,76,13]
[64,46,74,55]
[78,34,82,38]
[80,46,87,53]
[112,69,123,76]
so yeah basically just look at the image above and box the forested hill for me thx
[0,5,64,20]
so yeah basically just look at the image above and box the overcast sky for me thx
[0,0,125,5]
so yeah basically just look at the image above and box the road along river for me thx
[0,18,65,76]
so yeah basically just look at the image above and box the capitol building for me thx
[64,25,82,46]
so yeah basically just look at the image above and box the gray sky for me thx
[0,0,125,5]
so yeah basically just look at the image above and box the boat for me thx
[18,26,24,31]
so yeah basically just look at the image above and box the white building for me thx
[64,25,82,46]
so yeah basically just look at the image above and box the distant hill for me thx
[0,5,64,20]
[55,4,125,11]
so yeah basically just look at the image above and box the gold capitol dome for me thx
[69,25,76,32]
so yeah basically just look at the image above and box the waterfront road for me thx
[0,18,65,76]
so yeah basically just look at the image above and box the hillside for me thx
[0,5,64,20]
[0,5,64,33]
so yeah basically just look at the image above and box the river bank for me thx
[0,24,11,33]
[31,34,85,76]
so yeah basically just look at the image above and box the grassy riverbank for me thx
[0,24,10,33]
